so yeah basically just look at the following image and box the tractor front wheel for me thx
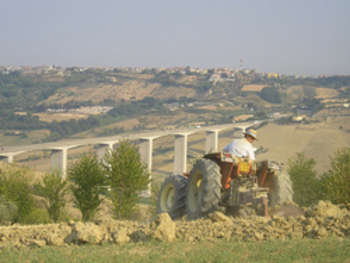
[157,174,188,219]
[186,159,222,219]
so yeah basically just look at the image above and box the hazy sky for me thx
[1,0,349,75]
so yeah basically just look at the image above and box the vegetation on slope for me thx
[1,68,349,144]
[288,147,350,207]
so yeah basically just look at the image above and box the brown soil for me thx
[0,201,349,248]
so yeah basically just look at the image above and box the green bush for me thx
[21,208,51,225]
[0,169,35,223]
[103,141,150,219]
[33,171,68,222]
[68,153,107,222]
[320,148,350,204]
[260,86,281,104]
[287,153,321,207]
[0,195,18,225]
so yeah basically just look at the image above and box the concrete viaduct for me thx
[0,121,260,195]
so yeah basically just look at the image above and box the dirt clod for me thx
[208,211,232,223]
[112,228,130,244]
[151,213,176,242]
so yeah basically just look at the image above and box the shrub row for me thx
[0,141,150,225]
[288,147,350,207]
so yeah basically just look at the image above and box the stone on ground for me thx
[112,228,130,244]
[68,222,106,244]
[306,200,346,218]
[208,211,232,223]
[151,213,176,242]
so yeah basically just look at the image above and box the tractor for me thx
[157,152,293,219]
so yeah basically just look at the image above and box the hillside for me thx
[255,116,350,172]
[0,66,349,146]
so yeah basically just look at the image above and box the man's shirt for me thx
[223,138,256,160]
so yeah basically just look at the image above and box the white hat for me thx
[244,128,257,140]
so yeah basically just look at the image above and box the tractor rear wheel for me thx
[157,174,188,219]
[186,159,222,219]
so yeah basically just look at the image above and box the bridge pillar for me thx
[0,155,11,163]
[0,151,25,164]
[96,141,118,160]
[174,134,188,174]
[205,130,220,153]
[139,138,153,172]
[50,145,80,179]
[139,137,156,197]
[51,148,68,178]
[7,155,14,163]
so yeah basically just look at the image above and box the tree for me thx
[303,86,316,99]
[68,153,107,221]
[0,168,35,223]
[33,171,68,222]
[260,86,282,104]
[302,97,323,113]
[0,195,17,225]
[320,148,350,204]
[287,153,321,206]
[103,141,150,219]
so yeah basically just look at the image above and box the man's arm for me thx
[247,146,256,161]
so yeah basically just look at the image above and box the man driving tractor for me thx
[222,128,268,216]
[223,128,257,160]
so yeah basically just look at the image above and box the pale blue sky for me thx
[1,0,349,75]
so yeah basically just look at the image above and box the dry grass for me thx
[26,129,51,138]
[197,105,217,111]
[256,117,350,172]
[34,113,89,122]
[315,87,339,98]
[151,85,196,99]
[233,114,254,121]
[43,80,197,105]
[105,119,140,130]
[177,75,199,85]
[14,111,27,116]
[242,84,266,92]
[44,82,159,104]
